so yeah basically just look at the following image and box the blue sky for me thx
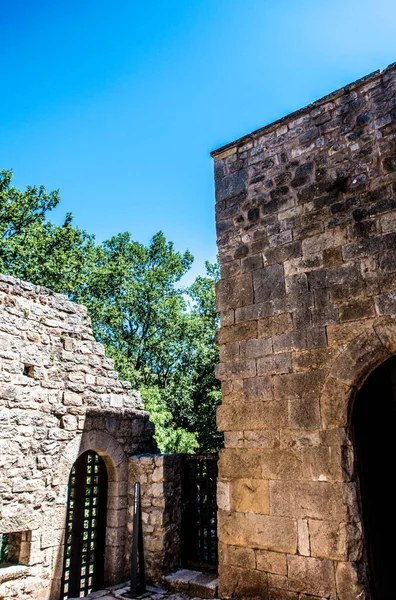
[1,0,395,283]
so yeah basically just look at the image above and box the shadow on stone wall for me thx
[128,454,183,586]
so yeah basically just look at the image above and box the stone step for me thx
[164,569,218,599]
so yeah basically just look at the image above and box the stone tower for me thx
[212,63,396,599]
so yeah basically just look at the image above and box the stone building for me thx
[0,275,182,600]
[212,63,396,599]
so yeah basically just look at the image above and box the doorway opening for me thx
[61,450,108,599]
[352,356,396,600]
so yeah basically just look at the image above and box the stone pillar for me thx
[128,454,183,584]
[212,63,396,599]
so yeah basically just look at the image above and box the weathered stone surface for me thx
[335,561,369,600]
[243,376,273,402]
[308,518,363,561]
[329,329,389,387]
[223,544,256,570]
[216,274,254,312]
[374,315,396,354]
[297,519,310,556]
[218,564,268,599]
[258,313,293,340]
[220,447,302,480]
[215,358,256,381]
[216,168,247,203]
[270,480,350,521]
[253,265,285,303]
[217,401,288,432]
[218,511,297,554]
[230,479,270,514]
[256,550,287,575]
[129,455,182,584]
[0,275,157,598]
[320,376,354,429]
[216,321,258,344]
[213,64,396,600]
[287,555,336,596]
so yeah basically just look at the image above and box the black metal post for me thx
[128,482,146,598]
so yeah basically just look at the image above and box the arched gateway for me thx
[352,356,396,599]
[61,451,108,600]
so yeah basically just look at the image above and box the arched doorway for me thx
[61,450,108,599]
[352,356,396,600]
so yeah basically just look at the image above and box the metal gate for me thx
[181,454,218,572]
[61,450,108,599]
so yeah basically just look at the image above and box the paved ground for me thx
[72,583,212,600]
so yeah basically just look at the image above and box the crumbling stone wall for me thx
[212,63,396,599]
[0,275,156,600]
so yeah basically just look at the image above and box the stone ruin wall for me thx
[129,454,182,584]
[212,63,396,599]
[0,274,157,600]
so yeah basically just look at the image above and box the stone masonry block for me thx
[243,430,280,449]
[216,274,253,312]
[218,564,268,599]
[258,313,293,339]
[329,329,388,387]
[302,227,347,255]
[257,353,292,375]
[243,376,273,401]
[240,338,272,359]
[301,445,345,482]
[335,561,368,600]
[235,301,274,323]
[63,391,82,406]
[217,400,288,432]
[230,478,270,514]
[374,315,396,354]
[273,371,326,401]
[225,544,256,570]
[297,519,310,556]
[216,359,256,380]
[308,518,363,562]
[256,549,287,575]
[218,510,297,554]
[287,555,336,596]
[288,397,322,429]
[215,320,258,345]
[219,447,302,480]
[216,168,247,203]
[253,265,286,303]
[270,480,350,521]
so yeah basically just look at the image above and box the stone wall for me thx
[0,275,157,600]
[212,63,396,599]
[129,454,182,584]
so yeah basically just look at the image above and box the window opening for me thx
[23,364,35,378]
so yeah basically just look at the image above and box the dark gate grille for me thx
[181,454,218,572]
[61,450,108,599]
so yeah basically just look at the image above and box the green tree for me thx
[79,231,194,389]
[0,170,222,453]
[0,170,94,295]
[184,261,222,452]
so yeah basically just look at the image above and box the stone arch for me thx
[320,316,396,429]
[51,430,129,595]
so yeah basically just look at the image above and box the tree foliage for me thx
[0,170,222,453]
[0,170,94,295]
